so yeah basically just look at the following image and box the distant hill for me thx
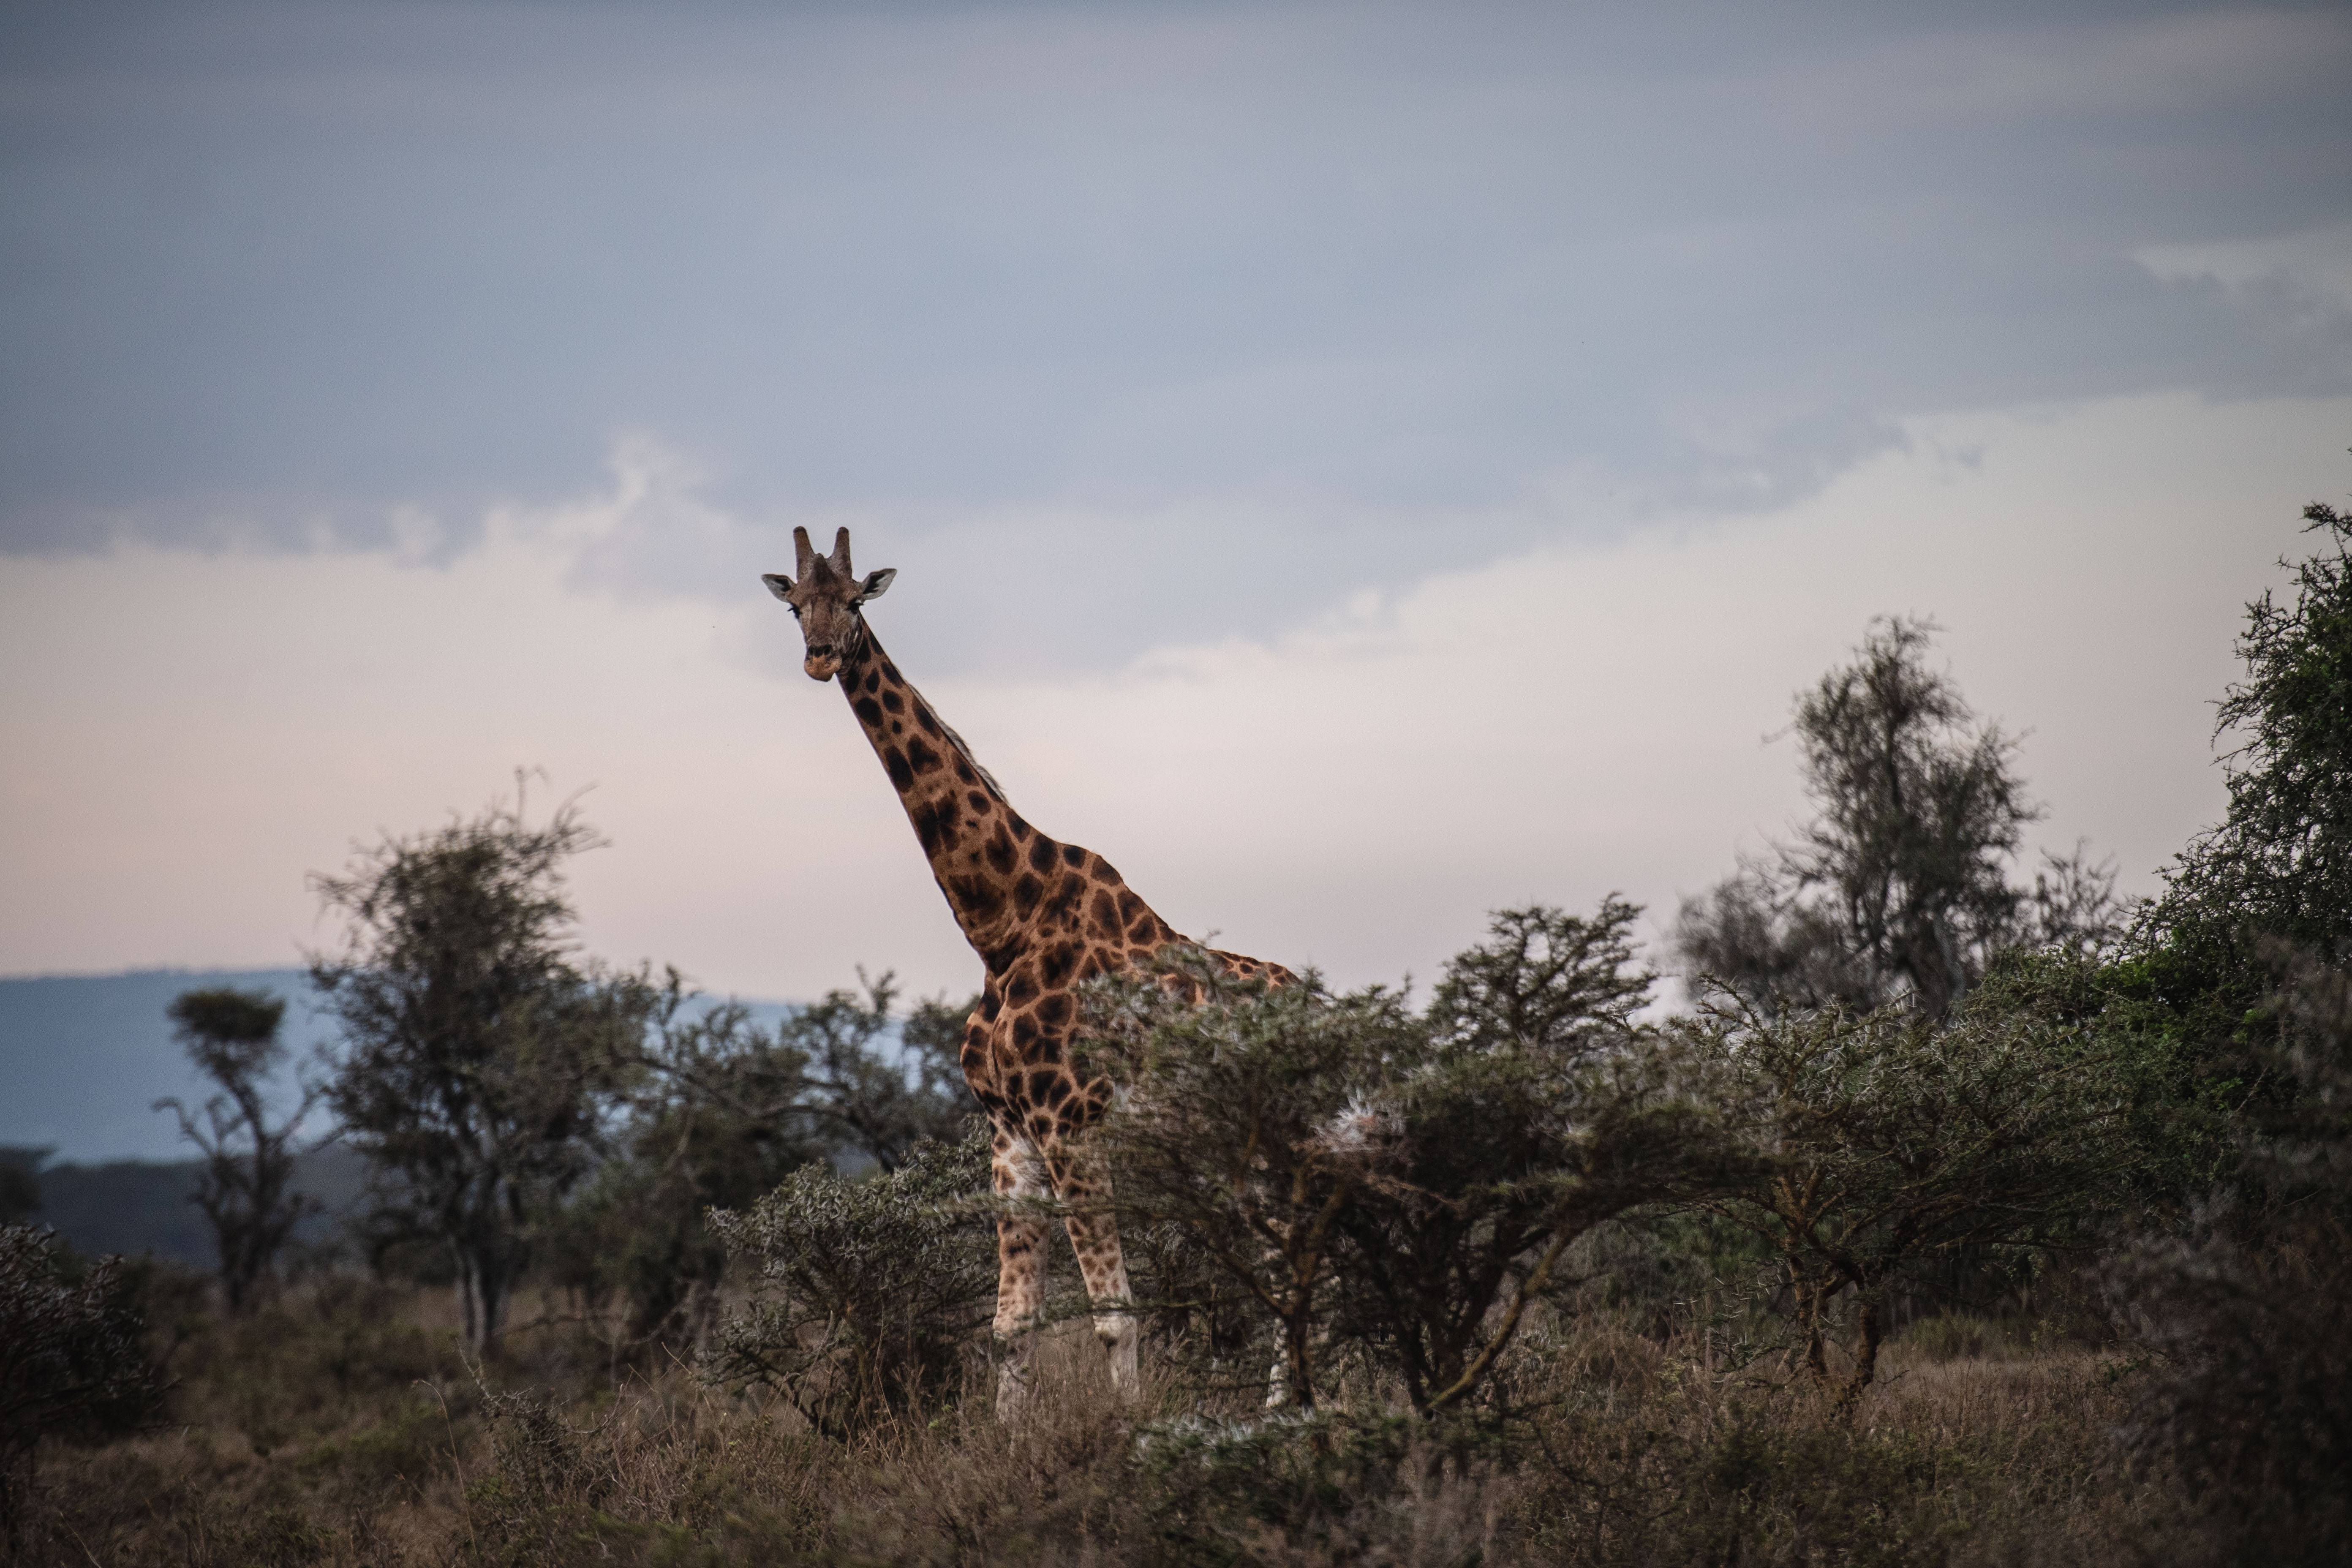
[3,1143,372,1266]
[0,968,333,1161]
[0,966,825,1262]
[0,968,801,1163]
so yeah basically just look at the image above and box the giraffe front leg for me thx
[1053,1144,1140,1405]
[992,1132,1050,1424]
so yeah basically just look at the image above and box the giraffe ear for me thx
[856,568,896,602]
[761,573,795,600]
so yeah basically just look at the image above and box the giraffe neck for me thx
[836,624,1041,973]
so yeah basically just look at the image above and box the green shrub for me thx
[1091,908,1752,1415]
[703,1132,995,1436]
[1685,967,2136,1405]
[544,977,977,1358]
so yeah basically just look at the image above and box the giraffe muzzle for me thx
[804,648,843,681]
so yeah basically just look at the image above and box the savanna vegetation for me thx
[5,495,2349,1565]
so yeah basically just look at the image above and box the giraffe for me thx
[763,526,1292,1419]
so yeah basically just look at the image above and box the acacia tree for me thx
[311,789,659,1352]
[713,972,974,1175]
[547,1000,831,1352]
[1679,618,2118,1020]
[1686,961,2134,1407]
[153,987,320,1312]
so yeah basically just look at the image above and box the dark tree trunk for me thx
[1838,1301,1883,1412]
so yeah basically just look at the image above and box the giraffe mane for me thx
[938,719,1007,800]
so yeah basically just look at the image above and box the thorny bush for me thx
[702,1131,996,1437]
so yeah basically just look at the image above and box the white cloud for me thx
[0,392,2339,1003]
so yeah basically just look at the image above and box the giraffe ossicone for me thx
[765,525,1292,1420]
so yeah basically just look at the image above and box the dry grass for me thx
[10,1282,2188,1567]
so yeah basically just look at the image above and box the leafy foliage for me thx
[1329,905,1753,1415]
[1687,959,2136,1404]
[704,1132,996,1437]
[1679,618,2119,1019]
[778,975,975,1173]
[1086,952,1410,1410]
[540,995,835,1353]
[1091,907,1750,1415]
[545,974,979,1354]
[1425,900,1658,1052]
[2142,500,2352,1015]
[309,785,664,1350]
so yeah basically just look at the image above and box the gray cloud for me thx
[2,0,2347,664]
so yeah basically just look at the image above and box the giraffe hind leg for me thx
[1052,1141,1140,1403]
[991,1127,1051,1423]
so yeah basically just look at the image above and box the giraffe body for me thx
[764,527,1290,1417]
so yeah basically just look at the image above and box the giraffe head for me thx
[762,526,897,681]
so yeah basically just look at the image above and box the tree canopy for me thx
[310,789,662,1352]
[155,986,319,1311]
[2142,499,2352,1003]
[1679,618,2118,1019]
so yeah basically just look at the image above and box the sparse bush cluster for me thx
[531,975,976,1362]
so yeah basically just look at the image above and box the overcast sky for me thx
[3,0,2349,1004]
